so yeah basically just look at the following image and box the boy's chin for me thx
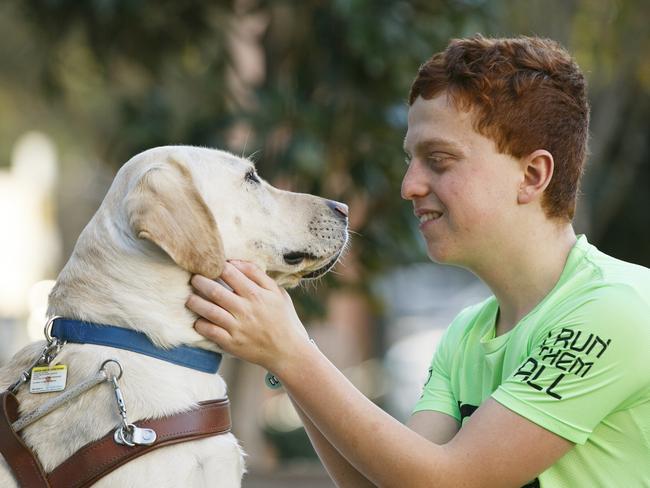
[426,243,451,264]
[426,240,465,267]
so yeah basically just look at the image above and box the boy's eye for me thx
[428,152,447,162]
[245,170,260,184]
[427,153,453,166]
[404,154,412,166]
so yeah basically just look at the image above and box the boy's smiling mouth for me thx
[415,208,444,226]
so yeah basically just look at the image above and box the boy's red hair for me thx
[409,35,589,220]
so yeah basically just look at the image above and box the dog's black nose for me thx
[326,200,349,220]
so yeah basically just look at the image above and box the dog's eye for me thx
[245,170,260,184]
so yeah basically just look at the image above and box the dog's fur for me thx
[0,146,348,487]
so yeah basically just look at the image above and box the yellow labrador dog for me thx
[0,145,348,487]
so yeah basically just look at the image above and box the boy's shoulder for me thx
[530,238,650,353]
[572,236,650,297]
[533,236,650,320]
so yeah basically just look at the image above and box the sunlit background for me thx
[1,1,648,486]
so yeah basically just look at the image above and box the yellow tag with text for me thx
[29,365,68,393]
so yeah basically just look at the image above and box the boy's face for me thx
[402,94,523,268]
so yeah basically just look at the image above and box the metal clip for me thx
[7,371,32,394]
[114,424,157,446]
[110,375,129,429]
[110,372,156,447]
[42,337,65,364]
[8,336,66,394]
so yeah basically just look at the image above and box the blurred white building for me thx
[376,263,491,421]
[0,131,61,362]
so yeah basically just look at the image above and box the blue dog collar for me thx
[51,318,222,374]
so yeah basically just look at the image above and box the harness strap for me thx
[0,392,231,488]
[0,391,50,487]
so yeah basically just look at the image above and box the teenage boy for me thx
[187,36,650,487]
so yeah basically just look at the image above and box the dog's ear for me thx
[126,157,225,278]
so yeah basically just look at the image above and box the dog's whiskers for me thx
[241,129,251,159]
[246,149,262,163]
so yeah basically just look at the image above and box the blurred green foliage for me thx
[1,0,648,316]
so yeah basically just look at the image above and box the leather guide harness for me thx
[0,391,231,488]
[0,317,233,487]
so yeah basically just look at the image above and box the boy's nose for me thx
[401,162,430,200]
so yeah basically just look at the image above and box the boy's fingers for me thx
[194,318,233,351]
[190,274,240,312]
[186,294,236,331]
[229,260,277,290]
[218,262,260,297]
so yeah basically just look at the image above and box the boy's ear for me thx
[518,150,554,205]
[126,157,225,278]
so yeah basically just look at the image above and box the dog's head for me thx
[120,146,348,287]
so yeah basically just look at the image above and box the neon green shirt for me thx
[413,236,650,487]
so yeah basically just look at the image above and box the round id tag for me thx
[265,372,282,389]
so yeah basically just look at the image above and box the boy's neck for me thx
[478,223,577,337]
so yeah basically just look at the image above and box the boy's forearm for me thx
[288,394,376,488]
[277,344,450,487]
